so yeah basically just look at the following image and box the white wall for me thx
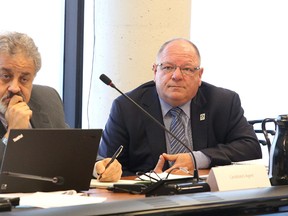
[83,0,288,130]
[191,0,288,121]
[82,0,191,129]
[0,0,65,97]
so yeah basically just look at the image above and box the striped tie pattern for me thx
[169,107,188,154]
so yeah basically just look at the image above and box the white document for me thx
[232,158,268,169]
[0,190,106,209]
[20,192,106,208]
[90,179,145,189]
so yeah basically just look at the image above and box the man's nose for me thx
[172,66,183,79]
[7,79,21,93]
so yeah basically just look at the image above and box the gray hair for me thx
[156,38,201,64]
[0,31,41,73]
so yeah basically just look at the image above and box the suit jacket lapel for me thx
[28,98,52,128]
[191,87,208,150]
[0,122,6,139]
[141,87,167,165]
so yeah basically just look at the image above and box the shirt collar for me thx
[159,98,191,118]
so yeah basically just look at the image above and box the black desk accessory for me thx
[262,115,288,186]
[107,177,210,196]
[0,197,19,212]
[143,177,210,197]
[0,198,11,212]
[107,183,149,194]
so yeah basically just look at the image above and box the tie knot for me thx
[170,107,182,117]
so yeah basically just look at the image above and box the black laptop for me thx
[0,128,102,193]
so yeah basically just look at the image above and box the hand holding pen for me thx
[98,145,123,181]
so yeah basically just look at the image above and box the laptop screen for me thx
[0,128,102,193]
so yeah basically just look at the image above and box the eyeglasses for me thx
[136,168,195,182]
[156,62,200,76]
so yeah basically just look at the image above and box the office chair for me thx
[248,119,276,153]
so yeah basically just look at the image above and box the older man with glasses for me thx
[95,38,261,182]
[0,32,68,164]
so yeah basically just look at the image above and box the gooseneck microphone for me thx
[2,171,64,185]
[100,74,210,196]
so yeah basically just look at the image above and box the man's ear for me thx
[198,67,204,86]
[152,64,157,73]
[152,64,158,82]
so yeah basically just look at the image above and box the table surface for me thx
[3,169,287,216]
[86,169,210,202]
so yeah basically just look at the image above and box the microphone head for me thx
[53,176,65,185]
[99,74,115,88]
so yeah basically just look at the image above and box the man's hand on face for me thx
[5,94,32,131]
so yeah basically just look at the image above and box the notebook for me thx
[0,128,102,193]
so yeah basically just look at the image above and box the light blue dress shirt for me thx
[159,98,211,169]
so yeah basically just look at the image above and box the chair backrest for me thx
[248,119,276,152]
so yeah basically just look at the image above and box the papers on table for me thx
[90,179,145,189]
[232,158,268,167]
[20,192,105,208]
[232,158,269,172]
[0,190,106,209]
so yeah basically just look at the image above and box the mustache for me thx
[2,91,25,101]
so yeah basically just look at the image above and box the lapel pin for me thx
[200,113,205,121]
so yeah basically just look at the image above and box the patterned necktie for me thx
[169,107,188,154]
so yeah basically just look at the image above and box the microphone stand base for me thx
[144,177,210,197]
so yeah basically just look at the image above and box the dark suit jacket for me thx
[98,81,262,176]
[0,84,68,163]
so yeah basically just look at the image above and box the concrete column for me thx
[84,0,191,129]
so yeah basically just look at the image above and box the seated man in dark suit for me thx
[0,31,68,164]
[95,38,262,181]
